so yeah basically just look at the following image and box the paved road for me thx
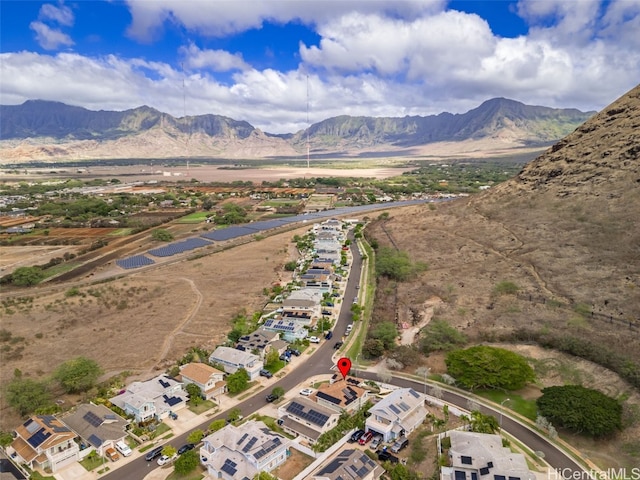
[105,232,585,480]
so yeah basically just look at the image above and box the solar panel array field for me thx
[116,255,155,269]
[149,237,211,257]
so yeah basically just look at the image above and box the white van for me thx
[115,440,132,457]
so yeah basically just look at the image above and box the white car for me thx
[309,336,320,343]
[157,454,176,466]
[300,388,314,396]
[115,440,132,457]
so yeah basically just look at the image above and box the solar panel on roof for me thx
[104,414,117,420]
[472,474,478,480]
[24,419,39,434]
[242,436,258,452]
[83,411,103,427]
[487,462,493,468]
[159,379,170,388]
[461,455,472,465]
[480,467,490,475]
[398,401,410,411]
[389,404,401,414]
[317,391,341,405]
[494,476,506,480]
[237,433,249,445]
[88,434,103,447]
[455,471,467,480]
[408,389,420,398]
[27,429,51,448]
[221,462,237,476]
[163,395,182,407]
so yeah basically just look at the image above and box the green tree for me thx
[445,346,535,390]
[272,386,285,399]
[0,431,14,447]
[284,261,297,271]
[387,463,420,480]
[162,444,177,457]
[420,319,467,354]
[174,449,199,475]
[536,385,622,437]
[11,266,46,286]
[227,368,250,393]
[152,229,174,242]
[363,338,385,358]
[186,429,204,444]
[208,419,226,432]
[227,407,242,423]
[53,357,102,394]
[6,378,52,416]
[468,410,500,434]
[264,349,280,371]
[254,472,279,480]
[370,322,398,351]
[376,247,426,281]
[185,383,203,406]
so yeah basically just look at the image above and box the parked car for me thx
[321,310,332,316]
[325,301,334,307]
[325,330,333,340]
[287,347,301,356]
[168,411,178,420]
[370,435,383,450]
[390,436,409,453]
[331,292,340,297]
[377,449,399,463]
[279,353,291,362]
[266,393,278,403]
[333,341,343,349]
[105,447,120,462]
[260,369,273,378]
[346,324,353,332]
[309,336,320,343]
[349,429,365,443]
[356,285,360,290]
[358,431,374,445]
[145,446,164,461]
[353,296,358,303]
[178,444,195,455]
[300,388,314,396]
[157,454,176,466]
[115,440,132,457]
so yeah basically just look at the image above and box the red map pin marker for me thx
[337,357,352,379]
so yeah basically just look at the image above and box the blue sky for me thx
[1,0,639,133]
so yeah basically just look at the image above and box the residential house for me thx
[365,388,426,442]
[316,377,370,414]
[300,272,332,292]
[179,363,227,401]
[280,289,323,325]
[262,318,308,342]
[9,415,79,473]
[200,420,289,480]
[109,374,187,423]
[60,404,129,456]
[209,346,263,381]
[277,397,340,444]
[236,329,281,357]
[442,430,537,480]
[313,449,383,480]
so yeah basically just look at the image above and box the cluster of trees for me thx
[6,357,102,416]
[420,319,467,355]
[445,346,535,390]
[536,385,622,437]
[375,247,427,282]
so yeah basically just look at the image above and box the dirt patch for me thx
[273,446,314,480]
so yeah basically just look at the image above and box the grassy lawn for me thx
[189,399,217,414]
[80,454,107,471]
[30,472,56,480]
[42,262,82,279]
[166,465,206,480]
[266,359,286,373]
[149,422,171,440]
[178,212,210,223]
[475,390,538,420]
[228,381,257,398]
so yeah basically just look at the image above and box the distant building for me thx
[277,397,340,444]
[60,403,129,455]
[313,448,383,480]
[179,363,227,400]
[209,346,263,380]
[316,376,370,414]
[365,388,426,442]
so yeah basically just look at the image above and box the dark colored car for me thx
[266,393,278,403]
[287,348,301,356]
[321,310,332,316]
[325,330,333,340]
[260,369,273,378]
[377,449,399,463]
[325,301,334,307]
[177,443,195,455]
[145,446,164,461]
[349,429,365,443]
[333,341,343,349]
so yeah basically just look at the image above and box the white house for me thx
[209,346,263,381]
[179,363,227,400]
[109,374,187,423]
[277,397,340,444]
[9,415,79,473]
[442,430,537,480]
[200,420,289,480]
[365,388,426,442]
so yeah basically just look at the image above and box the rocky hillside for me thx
[0,98,593,161]
[365,83,639,389]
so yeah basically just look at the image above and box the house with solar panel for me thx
[261,318,308,342]
[8,415,80,473]
[109,374,187,423]
[199,420,289,480]
[235,329,282,358]
[280,288,324,325]
[365,388,427,442]
[441,430,537,480]
[59,404,129,457]
[208,346,264,381]
[277,397,340,444]
[315,377,370,414]
[312,448,384,480]
[179,363,227,401]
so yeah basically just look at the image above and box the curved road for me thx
[105,232,585,480]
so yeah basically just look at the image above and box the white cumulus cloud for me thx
[180,44,249,72]
[29,21,74,50]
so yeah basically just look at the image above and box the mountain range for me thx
[0,98,594,161]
